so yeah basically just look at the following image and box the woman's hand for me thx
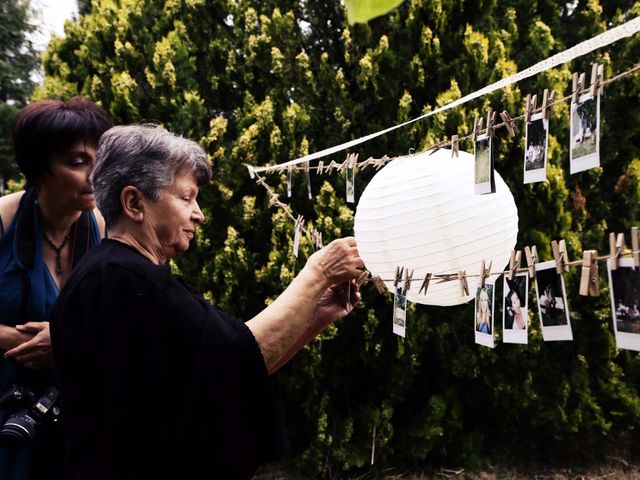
[312,280,361,330]
[4,322,53,369]
[306,237,364,286]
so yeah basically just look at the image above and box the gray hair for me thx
[92,124,211,228]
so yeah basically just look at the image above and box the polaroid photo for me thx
[393,280,407,338]
[474,133,494,194]
[570,93,600,174]
[523,112,549,184]
[287,166,292,198]
[503,273,529,344]
[474,278,495,348]
[607,258,640,352]
[346,162,355,204]
[534,260,572,341]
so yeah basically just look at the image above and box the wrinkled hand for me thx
[312,280,362,330]
[307,237,364,286]
[4,322,53,369]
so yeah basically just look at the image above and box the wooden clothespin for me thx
[478,260,492,288]
[551,239,570,274]
[357,271,370,287]
[458,271,469,297]
[292,215,304,258]
[507,250,522,280]
[428,140,447,156]
[579,250,599,297]
[268,192,281,207]
[572,71,586,103]
[418,273,432,295]
[359,157,373,171]
[589,63,605,97]
[372,275,386,294]
[317,160,324,174]
[394,266,405,287]
[524,245,538,279]
[631,226,639,268]
[435,273,458,284]
[404,269,414,292]
[473,116,485,142]
[486,108,497,137]
[499,110,519,137]
[609,232,625,270]
[524,93,537,123]
[541,89,555,120]
[451,135,459,157]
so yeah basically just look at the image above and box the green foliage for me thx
[40,0,640,476]
[0,0,40,184]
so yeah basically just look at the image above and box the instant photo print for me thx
[503,273,529,344]
[523,112,549,184]
[474,133,495,195]
[534,260,573,341]
[570,93,600,174]
[393,280,407,338]
[474,279,495,348]
[607,258,640,352]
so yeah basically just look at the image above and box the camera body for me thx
[0,384,60,452]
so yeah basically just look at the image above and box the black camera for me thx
[0,384,61,452]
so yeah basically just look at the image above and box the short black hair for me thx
[505,277,524,305]
[12,97,112,186]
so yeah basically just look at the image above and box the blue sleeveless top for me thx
[0,189,100,480]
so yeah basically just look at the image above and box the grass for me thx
[255,458,640,479]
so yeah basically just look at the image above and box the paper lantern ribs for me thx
[354,149,519,306]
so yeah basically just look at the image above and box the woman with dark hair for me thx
[505,278,526,330]
[0,97,111,480]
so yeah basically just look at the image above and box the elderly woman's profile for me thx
[50,125,364,479]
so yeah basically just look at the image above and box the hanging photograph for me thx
[393,280,407,338]
[474,133,494,194]
[503,273,529,344]
[534,260,573,341]
[570,92,600,174]
[474,279,495,348]
[523,112,549,184]
[607,258,640,352]
[346,161,355,204]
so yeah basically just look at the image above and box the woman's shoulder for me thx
[0,191,25,234]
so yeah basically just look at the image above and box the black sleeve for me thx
[165,280,286,479]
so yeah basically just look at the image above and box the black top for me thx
[50,240,284,480]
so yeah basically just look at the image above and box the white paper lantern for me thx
[354,149,519,306]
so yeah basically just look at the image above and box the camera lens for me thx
[0,411,37,452]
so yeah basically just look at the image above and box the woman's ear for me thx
[120,186,145,222]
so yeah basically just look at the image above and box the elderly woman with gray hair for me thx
[49,125,364,480]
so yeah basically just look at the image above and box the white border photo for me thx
[503,273,529,344]
[523,112,549,184]
[474,133,492,194]
[570,93,600,174]
[534,260,573,341]
[474,278,495,348]
[393,281,407,338]
[607,258,640,352]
